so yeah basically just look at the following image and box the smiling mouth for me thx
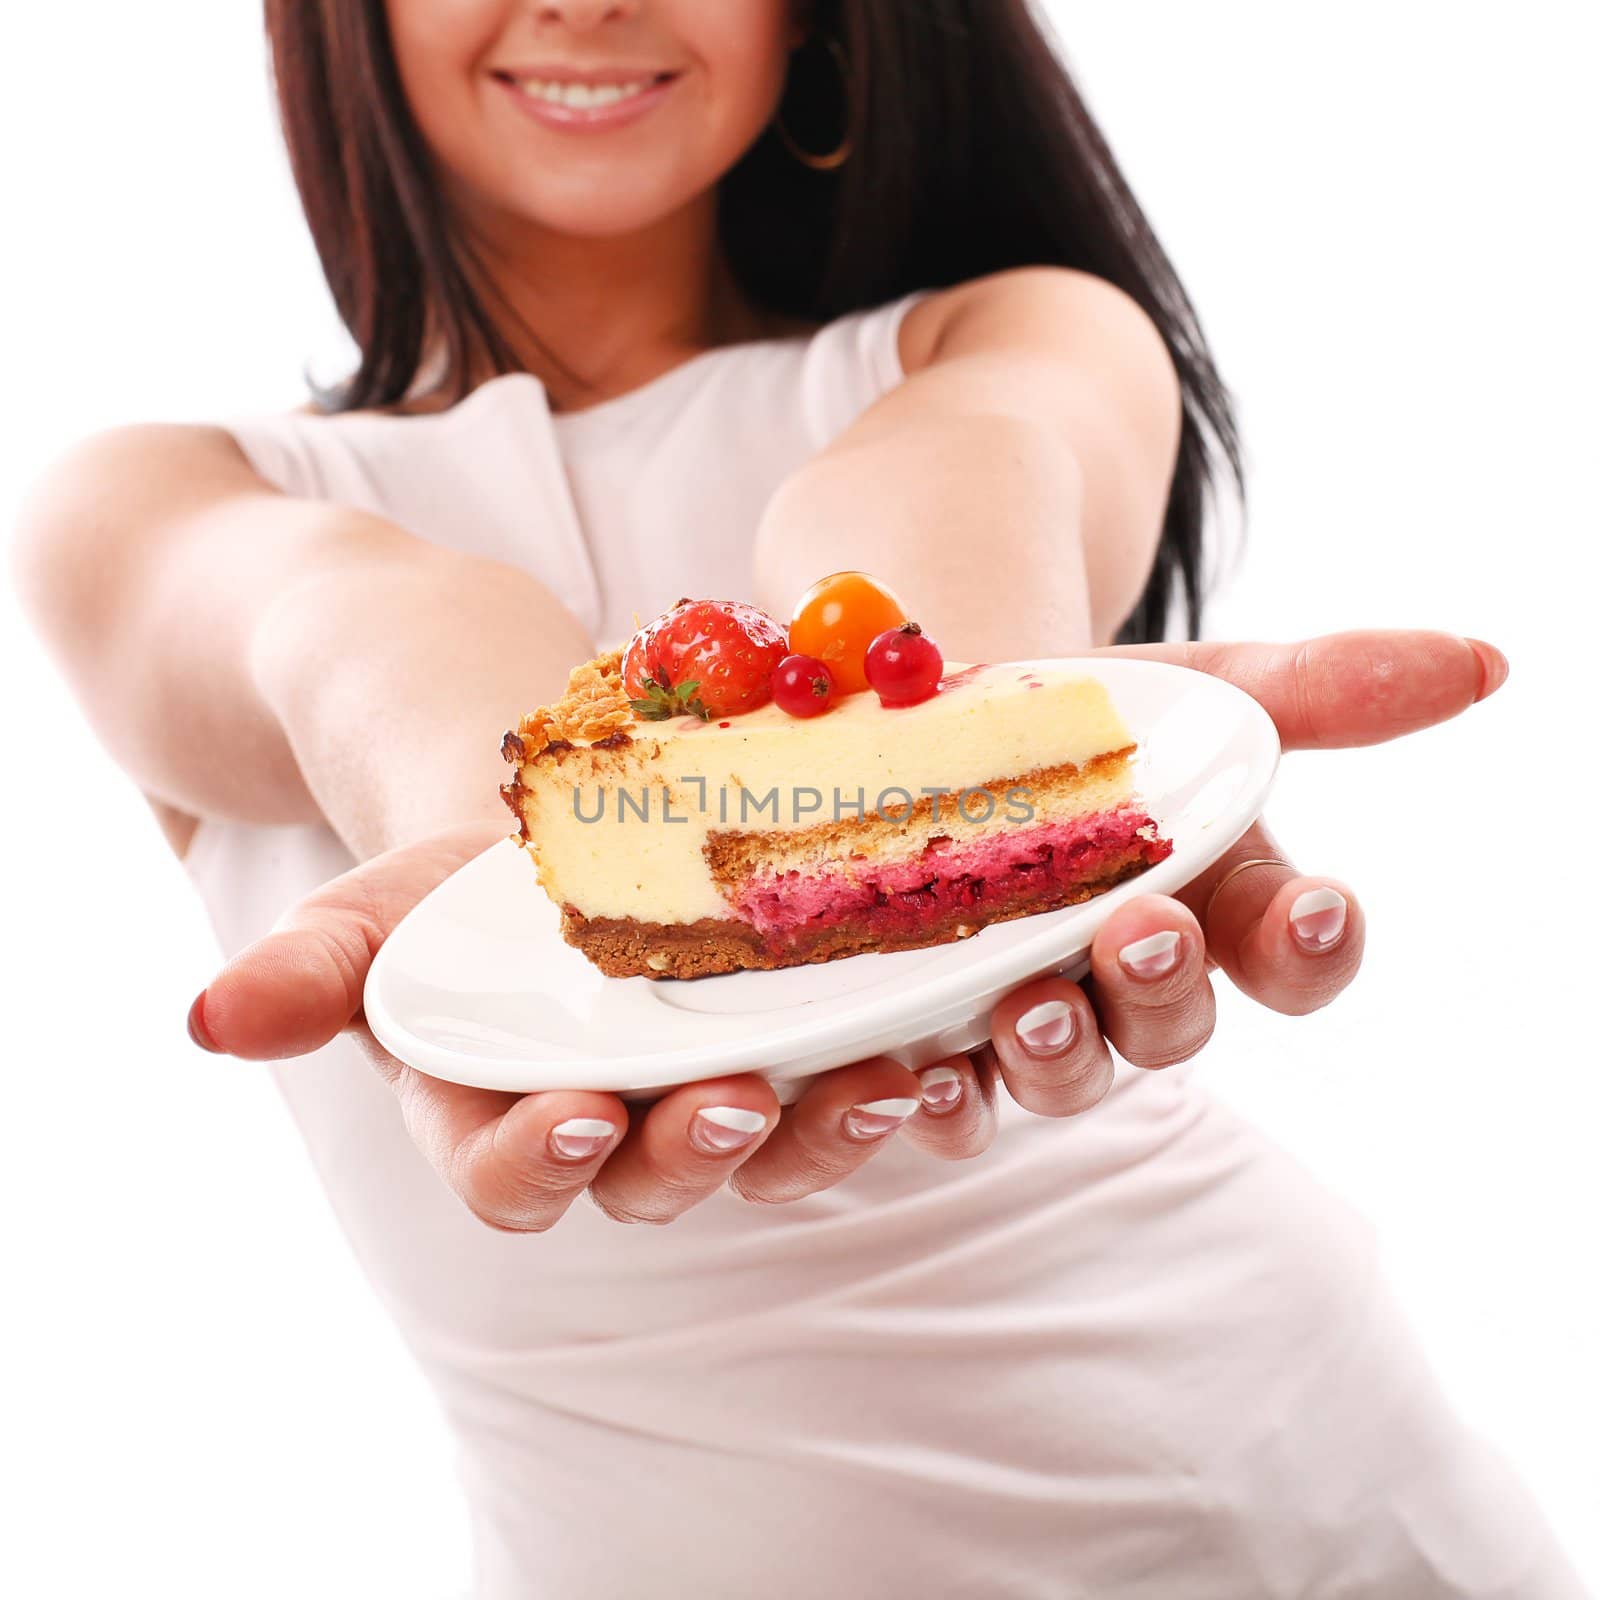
[494,70,678,112]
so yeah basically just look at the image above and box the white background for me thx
[3,3,1596,1595]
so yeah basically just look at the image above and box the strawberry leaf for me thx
[628,674,711,721]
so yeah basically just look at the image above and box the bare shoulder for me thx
[900,267,1176,387]
[11,423,280,627]
[27,422,264,502]
[12,424,273,866]
[20,419,272,531]
[17,423,275,556]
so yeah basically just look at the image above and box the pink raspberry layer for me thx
[729,807,1172,941]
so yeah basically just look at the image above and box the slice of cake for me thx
[500,577,1171,979]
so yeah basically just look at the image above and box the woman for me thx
[15,0,1581,1594]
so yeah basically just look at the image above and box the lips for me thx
[512,74,663,110]
[491,66,681,131]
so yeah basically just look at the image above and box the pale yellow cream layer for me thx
[514,661,1133,924]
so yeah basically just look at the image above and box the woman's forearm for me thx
[252,544,592,859]
[754,412,1095,659]
[754,271,1182,657]
[15,423,591,859]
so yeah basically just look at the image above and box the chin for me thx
[516,196,697,240]
[479,146,727,241]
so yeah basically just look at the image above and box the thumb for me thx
[189,820,508,1060]
[1094,630,1508,751]
[189,909,374,1061]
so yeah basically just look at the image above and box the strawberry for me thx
[624,598,789,720]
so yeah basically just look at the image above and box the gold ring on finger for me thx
[1202,856,1295,926]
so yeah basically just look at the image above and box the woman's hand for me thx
[187,819,987,1227]
[187,629,1505,1230]
[984,627,1507,1114]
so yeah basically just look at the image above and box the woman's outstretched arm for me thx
[755,267,1182,652]
[12,424,592,858]
[9,420,1011,1221]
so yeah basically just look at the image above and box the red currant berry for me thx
[770,653,836,718]
[864,621,944,707]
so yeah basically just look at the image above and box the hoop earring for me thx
[774,34,853,171]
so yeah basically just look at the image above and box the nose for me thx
[531,0,637,28]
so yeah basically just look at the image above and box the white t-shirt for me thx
[195,296,1581,1599]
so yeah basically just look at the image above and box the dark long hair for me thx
[263,0,1242,643]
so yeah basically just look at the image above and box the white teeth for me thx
[518,77,650,111]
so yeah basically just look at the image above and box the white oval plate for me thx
[365,658,1279,1101]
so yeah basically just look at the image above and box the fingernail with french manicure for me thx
[918,1066,965,1113]
[1289,887,1347,952]
[690,1106,768,1154]
[549,1118,617,1161]
[845,1097,919,1141]
[1014,999,1077,1055]
[1118,930,1182,980]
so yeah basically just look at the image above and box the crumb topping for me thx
[504,646,635,760]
